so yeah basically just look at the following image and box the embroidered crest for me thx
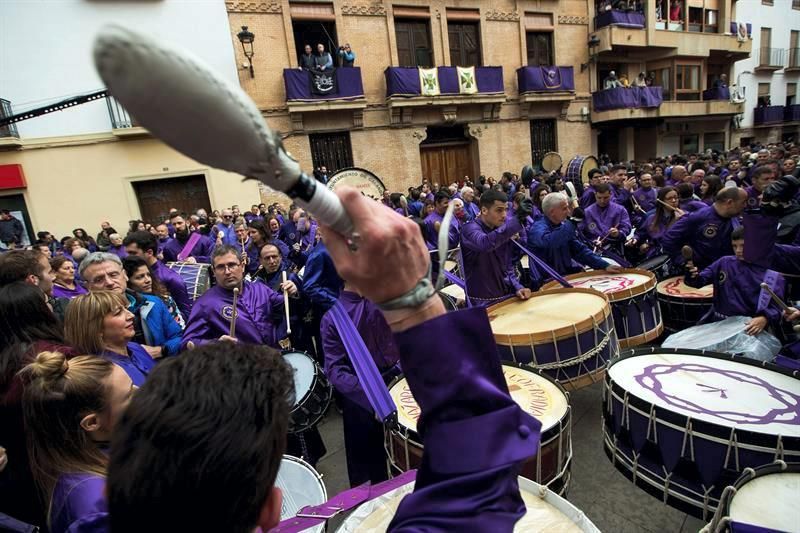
[589,222,597,230]
[719,271,727,284]
[746,197,758,207]
[221,305,234,320]
[289,233,296,240]
[703,225,718,239]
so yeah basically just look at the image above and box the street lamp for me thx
[237,26,255,78]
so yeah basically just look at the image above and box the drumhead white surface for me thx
[728,472,800,532]
[656,276,713,298]
[489,292,608,335]
[390,365,569,434]
[283,352,315,405]
[275,455,327,532]
[566,272,652,295]
[609,353,800,436]
[336,476,599,532]
[440,284,465,299]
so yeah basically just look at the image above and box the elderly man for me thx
[662,187,747,270]
[461,186,480,222]
[162,213,215,264]
[689,168,705,194]
[213,208,237,246]
[668,165,688,186]
[527,193,623,276]
[80,252,182,357]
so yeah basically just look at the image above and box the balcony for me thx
[106,96,148,138]
[753,106,785,126]
[787,48,800,72]
[756,48,786,72]
[517,66,575,117]
[594,9,645,30]
[283,67,367,130]
[591,87,743,124]
[702,87,730,101]
[784,105,800,123]
[385,66,505,124]
[0,98,22,149]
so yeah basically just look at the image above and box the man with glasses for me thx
[181,245,295,349]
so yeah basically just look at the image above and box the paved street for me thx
[314,380,707,532]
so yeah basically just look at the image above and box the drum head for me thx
[283,351,316,406]
[390,364,569,436]
[276,455,327,531]
[608,352,800,437]
[336,476,599,532]
[728,470,800,532]
[544,269,654,300]
[656,276,713,298]
[542,152,563,172]
[636,254,670,272]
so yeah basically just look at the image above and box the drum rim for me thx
[542,151,563,172]
[278,453,328,510]
[635,254,670,271]
[656,276,714,299]
[488,287,613,344]
[542,268,657,302]
[281,349,332,432]
[717,461,800,521]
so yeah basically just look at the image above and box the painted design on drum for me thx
[659,277,712,298]
[569,275,636,294]
[635,363,800,426]
[221,305,234,320]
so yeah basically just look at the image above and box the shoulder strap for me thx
[177,232,202,261]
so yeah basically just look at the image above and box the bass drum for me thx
[166,261,211,301]
[566,155,598,191]
[275,455,327,533]
[282,350,332,434]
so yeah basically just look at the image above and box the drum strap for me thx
[328,302,397,421]
[177,232,201,262]
[270,469,417,533]
[512,240,573,288]
[757,270,782,315]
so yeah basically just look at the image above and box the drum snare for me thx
[275,454,327,533]
[656,276,714,333]
[283,350,332,434]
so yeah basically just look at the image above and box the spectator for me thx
[299,44,315,70]
[337,43,356,67]
[0,210,23,249]
[314,43,333,71]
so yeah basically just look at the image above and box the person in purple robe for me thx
[423,191,460,250]
[321,285,401,486]
[634,186,685,258]
[531,183,551,221]
[161,214,215,264]
[580,183,632,254]
[579,168,604,209]
[632,172,657,213]
[700,175,723,205]
[685,226,784,334]
[50,256,88,299]
[608,164,635,208]
[745,165,777,209]
[246,219,291,274]
[282,209,319,267]
[461,189,532,306]
[460,186,480,222]
[244,204,262,225]
[105,186,542,533]
[106,234,128,259]
[662,186,747,270]
[676,183,707,213]
[123,231,192,320]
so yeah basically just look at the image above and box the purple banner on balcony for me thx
[754,105,785,125]
[702,87,730,101]
[517,66,575,93]
[595,10,645,29]
[284,67,365,102]
[785,105,800,122]
[592,86,662,112]
[385,67,504,97]
[729,22,752,37]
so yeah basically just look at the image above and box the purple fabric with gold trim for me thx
[517,66,575,93]
[385,67,504,97]
[595,10,646,29]
[283,67,365,101]
[592,86,663,111]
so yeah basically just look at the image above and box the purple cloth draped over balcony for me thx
[595,10,646,29]
[284,68,365,101]
[385,67,504,97]
[592,86,663,112]
[785,105,800,122]
[517,66,575,93]
[754,105,785,125]
[729,22,752,37]
[702,87,730,101]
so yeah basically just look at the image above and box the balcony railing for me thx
[106,96,138,129]
[754,105,785,125]
[283,67,365,102]
[758,47,785,69]
[592,86,663,111]
[786,105,800,122]
[594,9,645,30]
[788,48,800,70]
[702,87,730,101]
[0,99,19,138]
[517,66,575,94]
[385,66,504,98]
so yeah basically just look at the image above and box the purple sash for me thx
[328,302,396,422]
[757,269,782,315]
[512,240,573,288]
[177,232,202,262]
[269,470,416,533]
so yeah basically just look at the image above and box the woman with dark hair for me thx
[699,175,723,205]
[72,228,98,252]
[390,193,408,217]
[122,256,185,328]
[531,183,551,221]
[51,256,88,299]
[635,186,685,258]
[247,220,291,274]
[128,220,146,234]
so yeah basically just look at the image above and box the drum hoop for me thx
[656,294,714,305]
[542,269,657,302]
[656,277,713,299]
[488,287,612,344]
[542,152,563,172]
[282,349,329,417]
[717,461,800,520]
[280,454,328,502]
[617,324,664,349]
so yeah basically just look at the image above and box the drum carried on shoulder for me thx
[283,350,332,434]
[166,261,212,301]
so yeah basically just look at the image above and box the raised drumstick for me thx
[681,245,694,264]
[282,271,292,335]
[229,287,239,338]
[760,282,791,312]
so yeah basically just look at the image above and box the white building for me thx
[732,0,800,146]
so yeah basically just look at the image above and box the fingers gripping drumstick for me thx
[229,287,239,338]
[282,271,292,335]
[93,26,354,236]
[759,283,800,333]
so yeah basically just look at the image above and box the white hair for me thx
[541,192,569,214]
[78,251,122,278]
[452,198,464,208]
[460,186,473,196]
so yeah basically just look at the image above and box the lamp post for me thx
[237,26,255,78]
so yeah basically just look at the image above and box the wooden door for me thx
[420,143,474,185]
[133,174,211,224]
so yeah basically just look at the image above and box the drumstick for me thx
[593,225,618,253]
[282,271,292,335]
[229,287,239,338]
[657,198,676,212]
[760,283,791,312]
[630,193,645,214]
[240,236,248,265]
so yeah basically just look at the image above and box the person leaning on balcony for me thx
[713,74,728,89]
[314,43,333,71]
[299,44,315,71]
[633,72,647,87]
[337,43,356,67]
[603,71,622,90]
[669,0,683,21]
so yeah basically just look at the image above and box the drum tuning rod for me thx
[760,283,791,312]
[282,271,292,335]
[229,287,239,338]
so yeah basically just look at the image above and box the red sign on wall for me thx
[0,164,26,190]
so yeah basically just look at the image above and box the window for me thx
[526,32,554,66]
[762,0,773,5]
[290,3,338,68]
[309,131,353,173]
[759,28,773,66]
[788,83,797,107]
[448,21,481,67]
[791,31,799,68]
[530,120,557,170]
[704,132,725,153]
[740,136,755,148]
[680,135,699,154]
[654,67,672,100]
[675,64,701,100]
[395,19,433,67]
[758,83,771,106]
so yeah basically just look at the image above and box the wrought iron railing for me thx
[0,99,19,138]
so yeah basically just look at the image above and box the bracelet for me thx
[376,265,435,311]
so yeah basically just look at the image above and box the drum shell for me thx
[283,350,333,434]
[602,347,800,520]
[656,277,714,333]
[566,155,599,185]
[166,261,211,301]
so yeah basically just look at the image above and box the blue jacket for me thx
[527,217,609,275]
[301,242,343,311]
[126,291,183,356]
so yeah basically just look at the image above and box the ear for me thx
[256,486,282,531]
[80,412,102,434]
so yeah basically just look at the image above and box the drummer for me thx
[685,227,785,335]
[634,186,685,259]
[745,166,777,208]
[527,192,624,276]
[580,183,632,255]
[579,168,604,209]
[632,172,657,214]
[461,189,533,305]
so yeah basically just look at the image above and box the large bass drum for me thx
[566,155,599,188]
[166,261,211,301]
[283,350,332,434]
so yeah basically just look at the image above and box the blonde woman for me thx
[65,291,156,386]
[21,351,134,532]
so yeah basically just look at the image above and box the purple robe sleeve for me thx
[661,212,694,261]
[181,298,213,349]
[321,312,372,412]
[388,308,541,531]
[461,218,522,253]
[50,474,108,533]
[155,262,192,320]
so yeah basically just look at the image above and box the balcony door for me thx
[133,175,211,225]
[526,32,553,66]
[448,21,481,66]
[419,126,477,184]
[395,19,433,67]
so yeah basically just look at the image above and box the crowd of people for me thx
[0,140,798,531]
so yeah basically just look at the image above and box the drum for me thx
[438,283,466,310]
[656,276,714,333]
[275,454,327,533]
[487,288,620,390]
[283,350,332,434]
[542,152,563,172]
[566,155,599,187]
[543,269,663,349]
[662,316,782,362]
[636,254,671,281]
[706,461,800,533]
[337,475,600,532]
[386,362,573,494]
[166,261,211,301]
[602,348,800,520]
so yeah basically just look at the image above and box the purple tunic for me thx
[181,282,285,349]
[632,187,657,213]
[245,239,291,274]
[463,201,480,223]
[579,186,596,209]
[388,308,542,530]
[100,342,156,387]
[423,211,460,250]
[151,260,192,321]
[662,205,739,270]
[680,198,708,213]
[580,202,632,243]
[50,473,108,533]
[52,282,88,299]
[107,245,127,259]
[460,217,524,304]
[745,185,761,209]
[161,234,215,264]
[610,183,631,206]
